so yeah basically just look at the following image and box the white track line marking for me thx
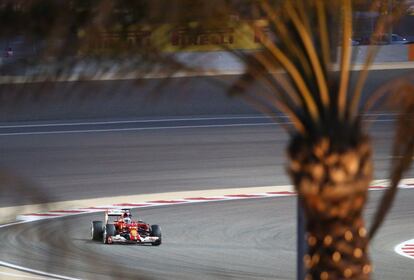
[0,119,397,136]
[0,112,396,129]
[0,261,80,280]
[0,123,277,136]
[0,116,273,128]
[0,270,52,279]
[395,239,414,260]
[0,221,27,229]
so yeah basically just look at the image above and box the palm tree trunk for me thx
[288,135,373,279]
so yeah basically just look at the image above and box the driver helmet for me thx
[122,211,132,223]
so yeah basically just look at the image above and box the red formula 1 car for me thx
[91,209,162,246]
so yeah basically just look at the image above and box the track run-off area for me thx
[0,114,414,279]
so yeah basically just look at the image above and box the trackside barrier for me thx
[409,44,414,61]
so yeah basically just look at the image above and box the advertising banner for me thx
[93,20,270,53]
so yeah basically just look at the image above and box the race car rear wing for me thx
[104,209,131,224]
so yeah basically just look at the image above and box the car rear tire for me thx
[91,221,103,241]
[103,224,117,244]
[150,225,162,246]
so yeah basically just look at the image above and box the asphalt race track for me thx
[0,114,412,206]
[0,116,414,279]
[0,190,414,279]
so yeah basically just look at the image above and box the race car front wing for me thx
[107,234,160,244]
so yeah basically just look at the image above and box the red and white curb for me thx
[16,181,414,222]
[16,192,297,221]
[16,180,414,262]
[395,239,414,260]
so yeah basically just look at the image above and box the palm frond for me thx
[338,0,353,119]
[369,85,414,239]
[316,1,331,72]
[351,0,408,119]
[362,76,413,114]
[285,1,330,109]
[259,2,314,80]
[228,28,304,110]
[228,51,306,134]
[253,24,320,123]
[252,51,303,108]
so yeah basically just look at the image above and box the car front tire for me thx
[103,224,117,244]
[150,225,162,246]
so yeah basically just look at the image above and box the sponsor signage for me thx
[89,20,270,52]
